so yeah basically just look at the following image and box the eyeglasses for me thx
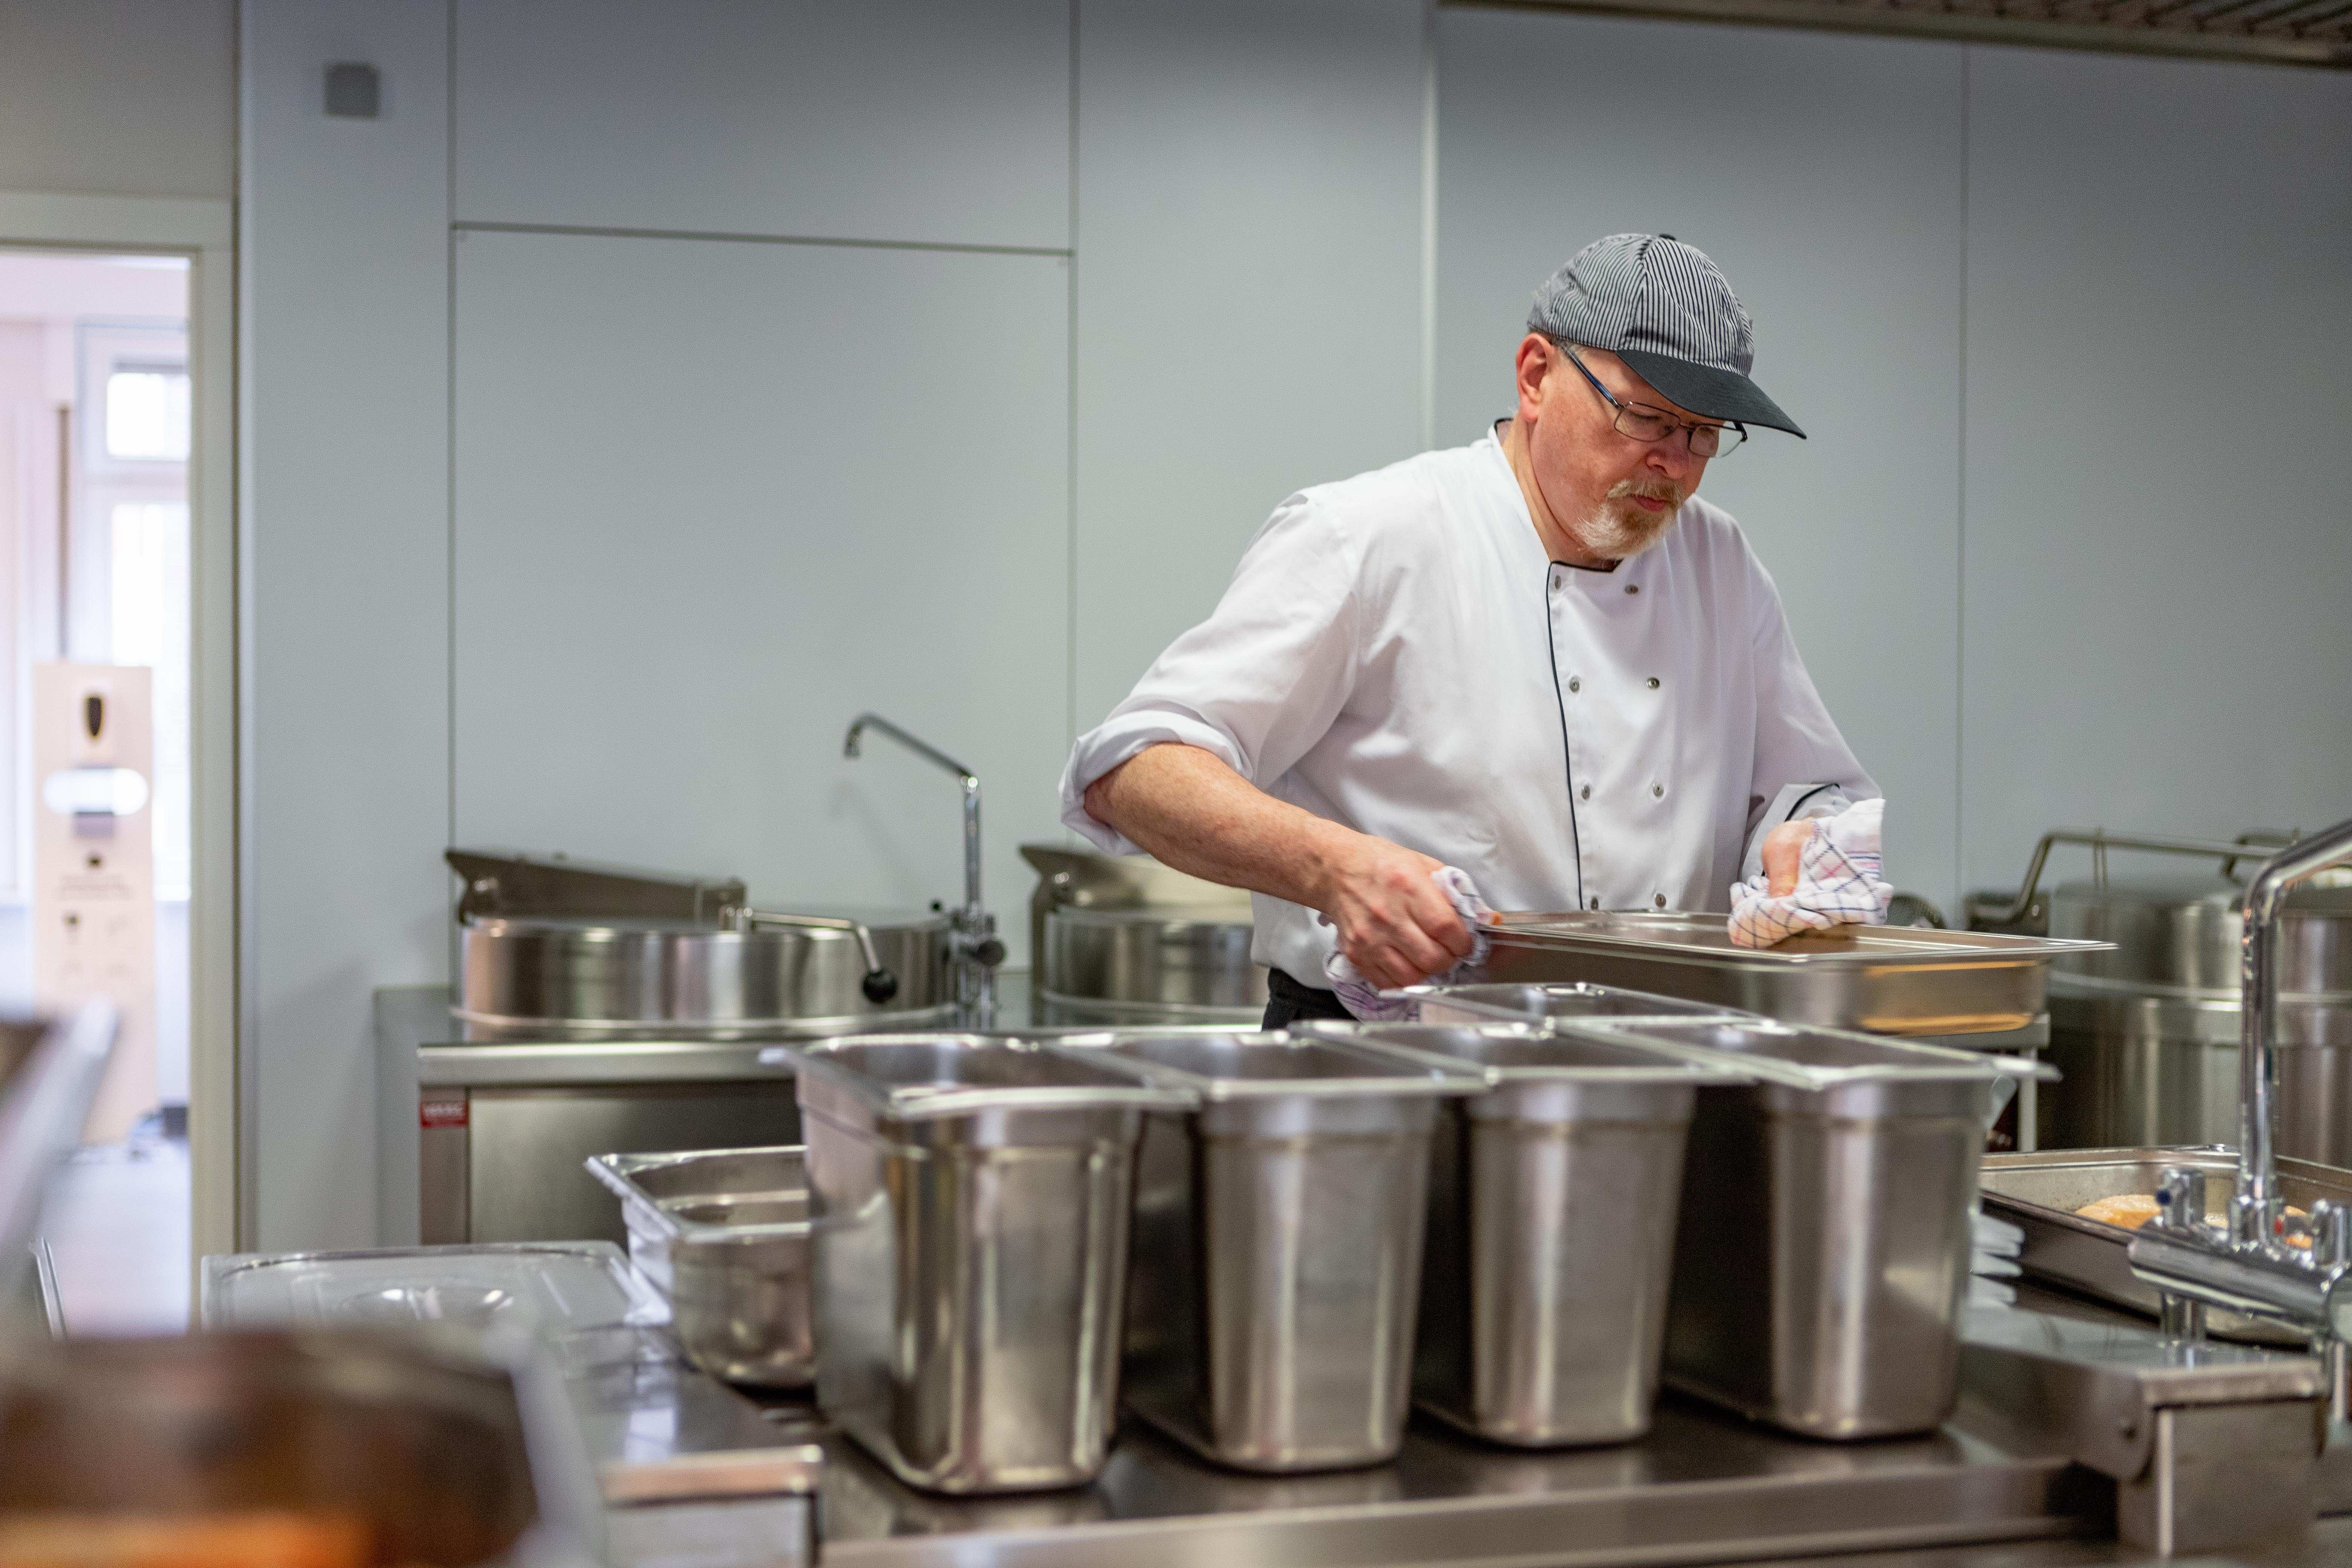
[1553,340,1744,459]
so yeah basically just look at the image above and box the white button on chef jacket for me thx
[1059,426,1879,988]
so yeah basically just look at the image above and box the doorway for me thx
[0,248,194,1331]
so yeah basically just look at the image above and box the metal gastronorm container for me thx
[1475,913,2109,1041]
[780,1033,1190,1495]
[1300,1020,1750,1447]
[1577,1017,2050,1438]
[586,1146,814,1389]
[1979,1145,2352,1344]
[0,1327,603,1568]
[1064,1030,1483,1473]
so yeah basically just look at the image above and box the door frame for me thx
[0,189,239,1280]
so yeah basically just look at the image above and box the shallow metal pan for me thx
[1478,912,2109,1038]
[1980,1145,2352,1344]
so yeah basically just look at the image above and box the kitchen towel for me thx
[1727,798,1894,949]
[1325,866,1497,1021]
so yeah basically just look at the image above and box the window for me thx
[104,367,191,462]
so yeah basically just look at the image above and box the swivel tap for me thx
[2125,814,2352,1379]
[844,713,1006,1021]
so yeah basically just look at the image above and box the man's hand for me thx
[1081,744,1472,991]
[1760,818,1816,898]
[1312,835,1474,992]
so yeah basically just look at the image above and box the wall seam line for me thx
[1066,0,1080,776]
[1954,43,1969,907]
[452,219,1071,260]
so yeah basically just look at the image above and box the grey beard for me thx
[1575,496,1677,561]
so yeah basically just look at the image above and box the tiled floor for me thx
[41,1136,190,1335]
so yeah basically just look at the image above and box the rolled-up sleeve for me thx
[1060,493,1366,854]
[1738,560,1881,882]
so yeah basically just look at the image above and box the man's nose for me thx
[1648,436,1701,485]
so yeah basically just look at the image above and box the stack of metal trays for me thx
[1473,912,2109,1049]
[586,1146,814,1389]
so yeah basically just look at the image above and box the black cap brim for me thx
[1615,348,1805,439]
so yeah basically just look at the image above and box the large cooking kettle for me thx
[447,848,955,1039]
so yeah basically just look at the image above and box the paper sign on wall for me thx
[33,663,155,1144]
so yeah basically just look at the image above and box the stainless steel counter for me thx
[743,1386,2095,1567]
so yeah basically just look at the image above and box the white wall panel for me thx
[1959,47,2352,894]
[1435,10,1966,910]
[453,230,1069,960]
[242,0,449,1249]
[455,0,1072,250]
[1072,0,1426,729]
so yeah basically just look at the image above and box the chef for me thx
[1058,233,1880,1028]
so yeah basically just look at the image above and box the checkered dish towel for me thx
[1324,866,1497,1021]
[1727,798,1894,949]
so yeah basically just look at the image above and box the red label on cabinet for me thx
[419,1097,469,1130]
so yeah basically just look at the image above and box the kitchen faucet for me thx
[2126,813,2352,1395]
[844,713,1005,1021]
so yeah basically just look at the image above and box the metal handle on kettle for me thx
[727,908,899,1004]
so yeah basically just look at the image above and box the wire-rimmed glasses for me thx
[1553,339,1745,459]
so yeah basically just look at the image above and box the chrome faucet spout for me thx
[2234,814,2352,1244]
[842,712,1001,1020]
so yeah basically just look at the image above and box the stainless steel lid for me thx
[199,1240,664,1332]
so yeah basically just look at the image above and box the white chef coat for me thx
[1058,426,1879,988]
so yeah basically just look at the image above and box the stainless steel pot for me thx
[1023,844,1266,1024]
[456,913,952,1038]
[1966,830,2352,1160]
[449,846,955,1037]
[1039,905,1266,1020]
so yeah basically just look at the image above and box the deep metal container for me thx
[781,1034,1190,1494]
[1301,1020,1748,1447]
[586,1146,815,1389]
[1066,1031,1482,1473]
[1577,1018,2046,1438]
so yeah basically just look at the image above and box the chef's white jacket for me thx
[1058,426,1880,988]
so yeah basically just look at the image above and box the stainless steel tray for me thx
[1980,1145,2352,1344]
[1480,912,2109,1038]
[586,1146,814,1389]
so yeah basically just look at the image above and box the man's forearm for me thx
[1081,744,1349,911]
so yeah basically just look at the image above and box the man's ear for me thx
[1513,334,1552,423]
